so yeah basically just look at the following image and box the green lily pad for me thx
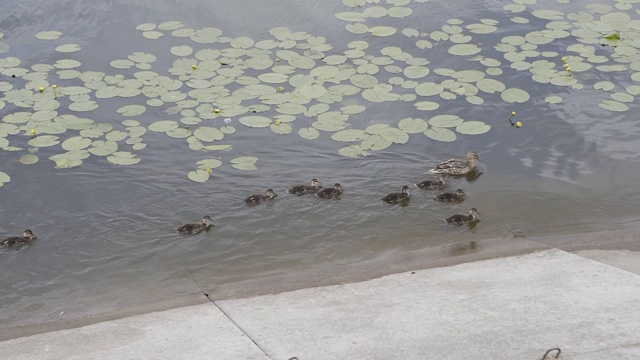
[188,169,211,183]
[194,126,224,142]
[424,127,457,142]
[149,120,179,132]
[196,158,223,169]
[332,129,368,142]
[380,127,409,144]
[545,95,563,104]
[501,88,530,103]
[239,115,272,128]
[338,145,368,158]
[89,141,118,156]
[398,118,429,133]
[448,44,482,56]
[55,44,81,53]
[107,152,141,165]
[428,115,463,128]
[299,127,320,140]
[28,135,60,147]
[203,144,232,151]
[231,156,258,170]
[270,123,293,134]
[19,154,39,165]
[456,121,491,135]
[117,105,146,116]
[62,136,92,151]
[35,31,63,40]
[369,26,397,37]
[170,45,193,57]
[599,100,629,112]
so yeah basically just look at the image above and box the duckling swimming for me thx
[245,189,278,205]
[289,178,322,195]
[429,150,479,176]
[1,230,37,249]
[177,216,214,235]
[316,183,344,199]
[435,189,466,203]
[382,185,411,205]
[445,208,480,226]
[416,175,448,190]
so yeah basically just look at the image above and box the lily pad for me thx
[397,117,427,133]
[28,135,60,147]
[456,121,491,135]
[194,127,224,142]
[332,129,368,142]
[149,120,179,132]
[62,136,92,151]
[0,171,9,187]
[299,127,320,140]
[270,123,293,134]
[239,115,272,128]
[501,88,530,103]
[117,105,146,116]
[424,127,457,142]
[19,154,39,165]
[231,156,258,170]
[428,115,463,128]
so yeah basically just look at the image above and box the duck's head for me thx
[202,216,214,226]
[401,185,410,194]
[456,189,465,196]
[469,208,480,217]
[467,150,479,161]
[24,229,35,238]
[310,179,322,186]
[333,183,344,191]
[266,189,278,198]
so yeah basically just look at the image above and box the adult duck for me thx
[429,150,479,176]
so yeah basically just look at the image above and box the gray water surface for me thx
[2,0,640,332]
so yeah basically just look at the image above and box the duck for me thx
[288,178,322,195]
[416,175,448,190]
[435,189,466,203]
[177,216,214,235]
[316,183,344,199]
[382,185,411,205]
[429,150,479,176]
[445,208,480,226]
[245,189,278,205]
[1,230,37,249]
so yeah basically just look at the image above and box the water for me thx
[2,0,640,333]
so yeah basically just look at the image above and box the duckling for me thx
[288,178,322,195]
[177,216,214,235]
[245,189,278,205]
[435,189,466,203]
[316,183,344,199]
[445,208,480,226]
[429,150,479,176]
[416,175,448,190]
[382,185,411,205]
[1,230,37,249]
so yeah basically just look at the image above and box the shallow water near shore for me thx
[2,0,640,333]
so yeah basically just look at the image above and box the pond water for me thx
[2,0,640,333]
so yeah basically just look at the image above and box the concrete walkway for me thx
[2,248,640,359]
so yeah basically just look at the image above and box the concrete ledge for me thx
[3,248,639,359]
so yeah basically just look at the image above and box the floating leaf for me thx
[62,136,91,151]
[117,104,146,116]
[428,115,463,128]
[231,156,258,170]
[398,118,428,133]
[0,171,9,187]
[380,127,409,144]
[196,158,223,169]
[149,120,179,132]
[299,127,320,140]
[338,145,367,158]
[500,88,530,103]
[55,44,81,53]
[28,135,59,147]
[194,126,224,142]
[599,100,629,112]
[239,115,272,128]
[545,95,562,104]
[369,26,397,37]
[456,121,491,135]
[448,44,481,56]
[187,169,210,183]
[424,127,457,142]
[170,45,193,57]
[107,152,141,165]
[19,154,39,165]
[35,31,63,40]
[270,123,292,134]
[332,129,368,142]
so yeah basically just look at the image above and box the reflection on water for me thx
[2,0,640,333]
